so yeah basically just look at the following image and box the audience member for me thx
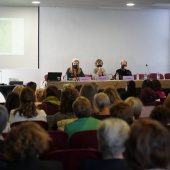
[164,95,170,109]
[110,101,134,125]
[93,59,106,78]
[140,87,157,118]
[66,58,85,81]
[0,105,8,153]
[104,86,121,105]
[51,86,79,130]
[35,88,44,103]
[64,96,101,138]
[9,87,47,125]
[93,92,111,120]
[5,92,20,115]
[120,81,138,100]
[152,79,166,98]
[141,79,154,89]
[78,118,130,170]
[80,83,99,115]
[26,81,37,92]
[125,119,170,170]
[12,85,24,96]
[37,85,60,115]
[4,122,63,170]
[114,59,132,80]
[125,97,143,119]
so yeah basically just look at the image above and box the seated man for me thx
[78,118,130,170]
[64,96,101,138]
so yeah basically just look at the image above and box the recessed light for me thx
[32,1,40,4]
[126,3,135,6]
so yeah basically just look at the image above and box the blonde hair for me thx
[69,59,81,74]
[12,85,24,96]
[95,59,103,67]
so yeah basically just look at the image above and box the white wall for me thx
[1,7,170,87]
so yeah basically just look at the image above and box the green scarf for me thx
[43,96,60,105]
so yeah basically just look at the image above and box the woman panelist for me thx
[66,58,85,81]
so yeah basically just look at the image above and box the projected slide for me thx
[0,18,24,55]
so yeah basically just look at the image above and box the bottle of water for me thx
[136,73,139,80]
[144,73,147,80]
[116,73,119,80]
[64,75,67,81]
[157,72,160,80]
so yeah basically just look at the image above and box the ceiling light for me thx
[32,1,40,4]
[126,3,135,6]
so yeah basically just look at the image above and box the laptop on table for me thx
[47,72,62,81]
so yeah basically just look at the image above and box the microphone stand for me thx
[146,64,151,80]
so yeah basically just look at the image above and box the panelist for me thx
[66,58,85,81]
[114,59,132,80]
[93,59,106,78]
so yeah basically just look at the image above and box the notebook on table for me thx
[47,72,62,81]
[79,77,91,81]
[122,76,134,80]
[95,76,109,81]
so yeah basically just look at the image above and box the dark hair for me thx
[60,87,79,113]
[152,80,162,91]
[5,92,20,114]
[46,85,59,98]
[26,81,37,92]
[0,105,8,133]
[142,80,153,90]
[164,95,170,109]
[110,101,134,125]
[125,119,170,170]
[127,80,136,95]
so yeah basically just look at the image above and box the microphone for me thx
[146,64,151,80]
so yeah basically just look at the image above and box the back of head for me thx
[152,80,162,91]
[5,122,51,161]
[142,80,153,89]
[127,81,136,94]
[125,119,170,170]
[12,85,24,96]
[140,87,156,106]
[164,95,170,109]
[94,92,110,112]
[104,86,121,104]
[46,85,59,98]
[35,88,44,102]
[98,118,130,159]
[72,96,92,118]
[0,105,8,133]
[26,81,37,92]
[60,86,79,113]
[125,97,143,119]
[110,101,133,125]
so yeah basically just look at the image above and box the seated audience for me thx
[64,96,101,138]
[80,83,99,116]
[141,79,154,89]
[5,92,20,115]
[78,118,130,170]
[26,81,37,92]
[51,86,79,130]
[120,81,138,100]
[110,101,134,125]
[9,87,47,125]
[140,87,157,118]
[125,119,170,170]
[35,88,44,103]
[3,122,62,170]
[152,79,166,99]
[12,85,24,96]
[124,97,143,119]
[93,92,111,120]
[149,105,170,130]
[104,86,122,105]
[0,105,8,153]
[37,85,60,115]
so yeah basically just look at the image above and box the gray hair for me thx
[0,105,8,133]
[94,92,110,112]
[98,118,130,158]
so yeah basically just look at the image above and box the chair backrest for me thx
[70,130,98,149]
[42,149,101,170]
[48,130,68,151]
[133,74,145,80]
[44,74,48,81]
[164,73,170,79]
[11,121,49,131]
[148,73,164,80]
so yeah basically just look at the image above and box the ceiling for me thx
[0,0,170,9]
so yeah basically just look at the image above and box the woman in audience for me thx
[26,81,37,92]
[164,95,170,109]
[51,86,79,130]
[9,87,47,125]
[4,122,62,170]
[104,86,121,105]
[120,80,138,100]
[12,85,24,96]
[139,87,157,118]
[93,92,111,120]
[80,83,99,116]
[66,58,85,81]
[152,79,166,98]
[37,85,60,115]
[64,96,101,138]
[93,59,106,78]
[5,92,20,115]
[125,97,143,119]
[125,119,170,170]
[35,88,44,103]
